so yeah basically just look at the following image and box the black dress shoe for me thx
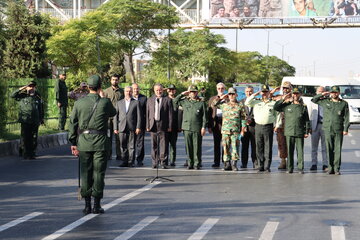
[183,162,188,167]
[129,163,135,167]
[152,165,157,169]
[170,162,176,167]
[195,165,201,170]
[257,167,265,172]
[212,163,220,168]
[187,165,194,170]
[265,168,271,173]
[287,169,293,174]
[328,170,335,175]
[119,162,128,167]
[137,162,144,167]
[310,165,317,171]
[335,171,341,175]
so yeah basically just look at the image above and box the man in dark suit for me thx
[146,84,173,169]
[240,86,257,169]
[132,83,147,166]
[114,86,141,167]
[208,82,226,168]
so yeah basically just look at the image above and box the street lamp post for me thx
[276,42,289,60]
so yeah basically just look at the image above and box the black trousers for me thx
[212,118,223,165]
[119,130,135,165]
[150,122,169,166]
[168,131,178,164]
[108,119,120,160]
[241,125,257,168]
[135,130,145,164]
[255,123,273,170]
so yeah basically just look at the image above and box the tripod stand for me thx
[146,131,174,183]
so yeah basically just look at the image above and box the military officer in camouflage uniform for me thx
[274,88,310,174]
[174,85,208,170]
[54,72,68,130]
[103,75,124,160]
[311,86,350,175]
[69,75,116,215]
[213,88,246,171]
[11,81,44,159]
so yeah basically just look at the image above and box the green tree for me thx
[147,29,234,84]
[263,55,296,86]
[98,0,179,83]
[2,1,52,78]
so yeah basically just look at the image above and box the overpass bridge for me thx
[25,0,360,28]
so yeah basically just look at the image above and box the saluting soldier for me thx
[69,75,116,215]
[245,84,277,172]
[274,88,311,174]
[11,81,44,159]
[54,72,68,130]
[311,86,350,175]
[174,85,208,170]
[213,87,246,171]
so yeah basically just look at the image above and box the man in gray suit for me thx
[308,86,328,171]
[146,84,173,169]
[114,86,141,167]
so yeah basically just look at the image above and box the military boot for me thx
[223,161,232,171]
[232,161,238,171]
[83,197,92,215]
[278,158,287,170]
[93,197,105,214]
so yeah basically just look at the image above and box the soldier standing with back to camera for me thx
[311,86,350,175]
[11,81,44,159]
[69,75,116,215]
[54,72,68,130]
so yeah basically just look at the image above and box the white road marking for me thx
[350,140,356,145]
[355,151,360,158]
[331,226,346,240]
[0,212,43,232]
[205,148,214,153]
[348,132,352,137]
[113,216,159,240]
[187,218,219,240]
[259,221,279,240]
[42,182,160,240]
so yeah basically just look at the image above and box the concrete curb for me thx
[0,132,69,157]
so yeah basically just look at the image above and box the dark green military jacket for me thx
[103,86,124,107]
[274,99,310,137]
[174,94,208,132]
[69,93,116,151]
[311,94,350,133]
[11,89,44,124]
[54,79,68,106]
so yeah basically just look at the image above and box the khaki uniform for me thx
[311,94,350,173]
[274,99,310,171]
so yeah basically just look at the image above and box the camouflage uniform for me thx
[214,99,246,170]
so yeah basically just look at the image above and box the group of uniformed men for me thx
[12,74,350,215]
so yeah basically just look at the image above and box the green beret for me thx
[261,84,269,92]
[27,81,37,87]
[87,75,101,88]
[292,87,301,94]
[167,84,176,89]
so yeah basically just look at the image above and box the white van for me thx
[282,76,360,124]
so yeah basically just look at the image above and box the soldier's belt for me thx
[78,129,107,135]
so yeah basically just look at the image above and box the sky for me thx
[211,27,360,79]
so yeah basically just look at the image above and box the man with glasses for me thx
[208,82,226,168]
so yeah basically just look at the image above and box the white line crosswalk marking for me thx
[350,140,356,145]
[42,182,160,240]
[259,221,279,240]
[355,151,360,158]
[331,226,346,240]
[188,218,219,240]
[0,212,43,232]
[113,216,159,240]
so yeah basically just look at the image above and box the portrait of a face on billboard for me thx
[210,0,358,19]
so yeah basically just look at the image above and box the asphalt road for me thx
[1,126,360,240]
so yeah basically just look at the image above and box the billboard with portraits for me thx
[210,0,359,19]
